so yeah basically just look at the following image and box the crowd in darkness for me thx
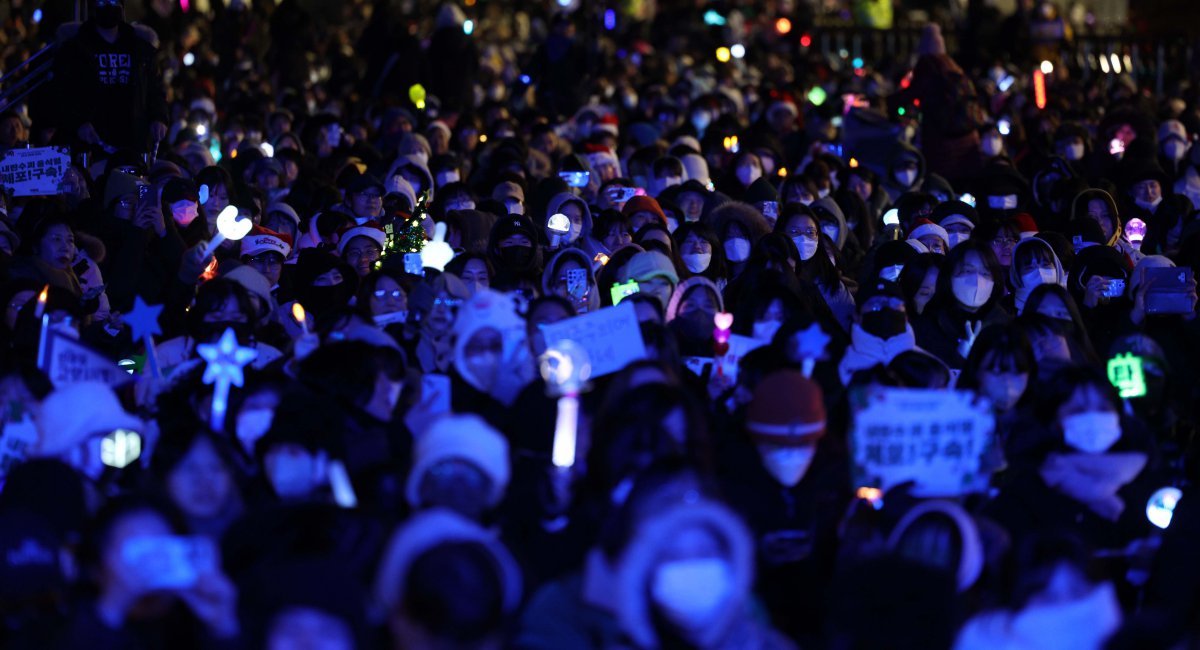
[3,0,1200,648]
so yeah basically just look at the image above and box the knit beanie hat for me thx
[405,414,511,508]
[336,221,387,257]
[745,370,826,444]
[619,250,680,286]
[103,171,142,209]
[622,196,667,227]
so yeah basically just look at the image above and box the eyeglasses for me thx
[345,247,381,261]
[433,297,462,308]
[357,191,384,200]
[374,289,404,299]
[992,237,1018,247]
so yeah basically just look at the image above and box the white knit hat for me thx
[36,382,142,457]
[405,414,510,508]
[908,222,949,246]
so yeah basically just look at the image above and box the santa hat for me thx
[1011,213,1039,239]
[1159,119,1188,143]
[907,219,949,245]
[745,370,826,444]
[938,213,975,231]
[586,145,620,172]
[405,414,510,508]
[336,222,387,257]
[36,382,142,457]
[241,226,293,258]
[594,113,620,137]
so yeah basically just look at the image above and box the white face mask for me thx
[952,273,994,308]
[895,169,917,188]
[753,320,782,342]
[760,446,816,486]
[793,235,819,261]
[1022,267,1058,288]
[821,224,840,242]
[1135,195,1163,212]
[651,559,734,631]
[1164,140,1188,162]
[987,194,1019,210]
[724,238,751,263]
[1063,143,1086,161]
[947,232,971,249]
[817,187,830,199]
[235,408,274,454]
[463,351,501,391]
[1062,411,1121,453]
[879,264,904,282]
[982,136,1004,157]
[682,252,712,273]
[666,217,679,234]
[736,165,762,187]
[436,170,461,186]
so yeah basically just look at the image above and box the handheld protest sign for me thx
[540,301,645,379]
[0,146,71,197]
[197,328,257,432]
[849,386,995,498]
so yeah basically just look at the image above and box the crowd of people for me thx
[1,0,1200,648]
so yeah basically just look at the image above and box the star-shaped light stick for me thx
[125,296,164,378]
[793,322,830,378]
[196,328,257,432]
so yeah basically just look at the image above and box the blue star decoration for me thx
[794,323,831,361]
[196,328,257,388]
[125,296,164,341]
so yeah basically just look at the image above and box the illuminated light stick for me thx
[539,341,592,469]
[713,312,733,376]
[794,323,831,378]
[1033,69,1047,110]
[125,296,165,379]
[197,328,257,433]
[292,302,309,336]
[201,206,252,259]
[34,285,49,369]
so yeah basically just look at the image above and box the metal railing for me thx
[0,41,58,113]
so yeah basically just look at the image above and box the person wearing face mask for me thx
[979,124,1006,159]
[716,370,849,640]
[386,154,436,206]
[647,156,685,198]
[1158,119,1191,181]
[883,144,926,202]
[838,281,925,385]
[744,178,781,227]
[618,251,679,312]
[663,277,724,356]
[544,193,607,261]
[913,241,1011,369]
[959,325,1036,459]
[1053,122,1091,170]
[1006,238,1067,314]
[711,202,772,281]
[53,0,169,152]
[542,248,601,314]
[672,222,728,288]
[487,215,544,281]
[493,180,526,216]
[728,152,764,196]
[985,366,1158,551]
[450,289,534,421]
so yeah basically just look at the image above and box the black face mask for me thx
[94,6,123,29]
[498,244,533,269]
[860,308,907,339]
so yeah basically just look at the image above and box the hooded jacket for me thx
[1069,189,1123,248]
[541,248,602,313]
[545,192,609,264]
[451,289,533,407]
[664,276,725,322]
[386,154,436,201]
[882,142,927,203]
[810,196,848,249]
[1008,238,1067,314]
